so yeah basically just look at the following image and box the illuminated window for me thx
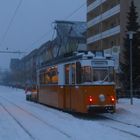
[39,66,58,85]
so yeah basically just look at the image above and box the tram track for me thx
[97,114,140,139]
[103,124,140,138]
[26,101,140,135]
[26,102,72,121]
[0,95,71,139]
[73,113,140,139]
[0,101,36,140]
[1,93,72,121]
[1,94,140,139]
[101,115,140,128]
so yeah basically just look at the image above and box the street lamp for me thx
[127,31,136,105]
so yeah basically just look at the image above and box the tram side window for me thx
[65,64,76,85]
[44,72,50,84]
[81,66,92,83]
[72,64,76,84]
[76,62,81,84]
[45,67,58,84]
[108,67,114,82]
[39,73,45,84]
[65,64,69,84]
[51,69,58,84]
[39,67,58,85]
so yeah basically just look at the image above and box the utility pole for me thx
[127,31,136,105]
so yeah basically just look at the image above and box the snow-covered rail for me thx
[101,115,140,128]
[97,115,140,138]
[0,86,140,140]
[2,95,140,139]
[0,101,36,140]
[72,113,140,139]
[0,95,71,139]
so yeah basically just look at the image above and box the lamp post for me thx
[127,31,136,105]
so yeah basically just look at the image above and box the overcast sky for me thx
[0,0,86,70]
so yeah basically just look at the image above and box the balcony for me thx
[87,25,120,44]
[88,0,106,13]
[88,4,120,28]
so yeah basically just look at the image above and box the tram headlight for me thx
[99,94,105,102]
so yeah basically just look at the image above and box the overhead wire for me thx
[0,1,86,53]
[30,29,52,47]
[29,2,86,48]
[0,50,25,54]
[0,0,23,48]
[65,2,86,20]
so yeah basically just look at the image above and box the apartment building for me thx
[87,0,140,53]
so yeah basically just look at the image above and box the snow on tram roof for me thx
[39,51,114,69]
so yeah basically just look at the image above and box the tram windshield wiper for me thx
[100,73,110,84]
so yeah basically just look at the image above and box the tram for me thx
[37,51,116,113]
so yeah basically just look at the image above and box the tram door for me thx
[64,63,75,111]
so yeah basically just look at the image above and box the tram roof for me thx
[39,51,113,69]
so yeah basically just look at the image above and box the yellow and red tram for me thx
[37,51,116,113]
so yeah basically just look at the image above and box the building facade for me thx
[87,0,140,91]
[9,20,86,88]
[87,0,140,55]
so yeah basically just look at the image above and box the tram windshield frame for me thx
[81,66,114,84]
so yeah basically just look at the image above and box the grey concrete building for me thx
[87,0,140,55]
[87,0,140,91]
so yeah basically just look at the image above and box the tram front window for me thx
[93,69,108,82]
[81,66,114,83]
[93,67,114,82]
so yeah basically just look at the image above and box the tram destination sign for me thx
[92,61,108,67]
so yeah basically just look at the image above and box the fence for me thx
[116,89,140,98]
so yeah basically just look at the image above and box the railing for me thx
[87,25,120,44]
[116,89,140,99]
[87,0,106,13]
[88,4,120,28]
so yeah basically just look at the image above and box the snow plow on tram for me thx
[29,51,116,113]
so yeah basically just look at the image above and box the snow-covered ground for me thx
[0,86,140,140]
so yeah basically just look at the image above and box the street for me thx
[0,86,140,140]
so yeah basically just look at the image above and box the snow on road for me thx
[0,86,140,140]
